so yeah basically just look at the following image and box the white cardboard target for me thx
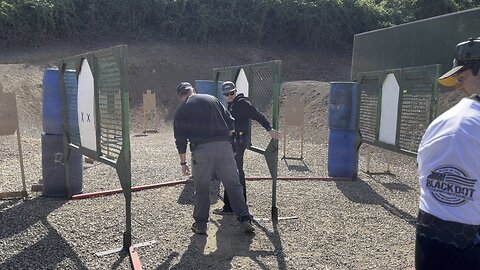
[235,68,249,97]
[77,59,97,152]
[379,73,399,145]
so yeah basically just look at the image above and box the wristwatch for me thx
[180,161,187,166]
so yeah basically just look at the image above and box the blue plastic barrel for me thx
[328,130,359,177]
[328,82,358,130]
[42,133,83,197]
[42,68,63,134]
[194,80,226,107]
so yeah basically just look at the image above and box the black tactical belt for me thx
[416,209,480,249]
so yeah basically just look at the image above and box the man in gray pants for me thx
[173,82,254,234]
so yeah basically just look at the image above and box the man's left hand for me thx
[182,164,191,176]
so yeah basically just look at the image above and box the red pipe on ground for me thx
[71,176,352,200]
[129,246,143,270]
[246,176,353,181]
[71,179,192,200]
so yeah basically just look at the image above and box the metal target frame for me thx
[357,64,440,155]
[59,45,135,259]
[356,64,440,173]
[213,60,283,221]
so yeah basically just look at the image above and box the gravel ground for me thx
[1,122,419,270]
[0,62,422,270]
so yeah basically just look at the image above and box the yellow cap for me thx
[438,65,464,87]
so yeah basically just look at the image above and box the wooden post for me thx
[0,84,28,199]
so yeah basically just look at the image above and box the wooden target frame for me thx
[143,90,158,134]
[282,99,305,160]
[0,83,27,199]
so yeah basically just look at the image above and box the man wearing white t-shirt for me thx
[416,37,480,269]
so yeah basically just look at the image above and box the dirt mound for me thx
[0,41,351,135]
[279,81,330,142]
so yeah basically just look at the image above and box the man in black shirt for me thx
[214,81,281,215]
[173,82,254,234]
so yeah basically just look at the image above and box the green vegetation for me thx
[1,0,479,48]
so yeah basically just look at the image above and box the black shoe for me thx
[213,208,234,215]
[191,223,207,234]
[241,220,255,233]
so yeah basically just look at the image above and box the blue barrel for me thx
[194,80,226,107]
[328,82,358,130]
[328,130,359,177]
[42,133,83,197]
[42,68,63,134]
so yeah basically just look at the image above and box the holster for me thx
[235,131,249,149]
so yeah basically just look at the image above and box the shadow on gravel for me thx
[381,182,414,192]
[282,158,311,172]
[158,216,263,269]
[364,172,415,192]
[252,219,288,270]
[335,178,416,226]
[177,179,221,205]
[155,251,180,269]
[0,196,88,269]
[158,234,208,269]
[110,251,128,270]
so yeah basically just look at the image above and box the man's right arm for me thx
[174,113,190,176]
[173,112,188,154]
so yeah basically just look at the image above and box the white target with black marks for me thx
[77,59,97,152]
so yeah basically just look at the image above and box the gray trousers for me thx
[191,141,250,228]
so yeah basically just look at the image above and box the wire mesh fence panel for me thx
[398,65,439,154]
[356,65,439,156]
[60,46,129,163]
[63,60,81,146]
[96,52,123,160]
[250,65,274,113]
[358,72,381,144]
[213,61,281,151]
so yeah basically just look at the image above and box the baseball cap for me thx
[222,81,236,93]
[177,82,193,95]
[438,37,480,87]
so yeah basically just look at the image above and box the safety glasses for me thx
[223,91,236,97]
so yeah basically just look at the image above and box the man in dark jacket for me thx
[214,81,281,215]
[174,82,254,234]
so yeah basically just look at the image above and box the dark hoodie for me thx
[227,93,272,135]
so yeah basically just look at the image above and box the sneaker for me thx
[213,208,234,216]
[191,223,207,234]
[241,220,255,233]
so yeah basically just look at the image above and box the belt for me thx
[416,210,480,249]
[191,137,229,148]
